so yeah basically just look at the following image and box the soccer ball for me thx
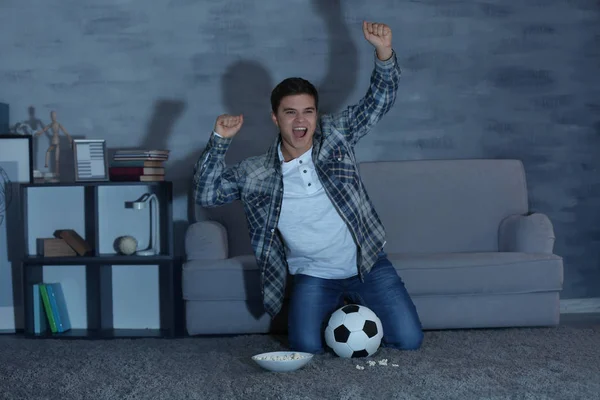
[324,304,383,358]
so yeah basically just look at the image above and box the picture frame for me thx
[0,134,34,186]
[0,134,33,331]
[73,139,109,182]
[0,134,33,227]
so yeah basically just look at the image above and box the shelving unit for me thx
[19,181,182,339]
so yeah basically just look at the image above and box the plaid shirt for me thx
[193,50,401,317]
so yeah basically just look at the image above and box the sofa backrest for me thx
[194,158,530,256]
[358,159,529,254]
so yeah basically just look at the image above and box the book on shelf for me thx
[32,284,47,334]
[109,173,165,182]
[114,149,169,156]
[110,160,165,167]
[113,156,168,161]
[109,166,164,175]
[34,282,71,334]
[109,148,169,182]
[113,149,169,161]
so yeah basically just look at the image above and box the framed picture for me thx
[0,134,33,226]
[0,134,33,331]
[73,139,109,182]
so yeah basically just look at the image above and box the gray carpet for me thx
[1,325,599,400]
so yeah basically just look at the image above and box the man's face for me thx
[271,94,317,161]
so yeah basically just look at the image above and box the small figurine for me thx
[34,111,73,176]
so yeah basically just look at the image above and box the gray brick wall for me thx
[1,0,598,299]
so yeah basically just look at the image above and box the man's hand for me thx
[214,114,243,138]
[363,21,393,61]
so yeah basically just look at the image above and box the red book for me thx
[109,174,165,182]
[109,167,164,176]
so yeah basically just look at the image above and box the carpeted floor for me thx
[1,324,599,400]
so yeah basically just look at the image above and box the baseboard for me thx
[0,306,16,332]
[560,297,600,314]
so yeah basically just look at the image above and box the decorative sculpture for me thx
[34,111,73,176]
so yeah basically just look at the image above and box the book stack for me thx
[33,282,71,334]
[109,149,169,182]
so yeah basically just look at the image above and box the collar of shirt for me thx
[277,143,314,170]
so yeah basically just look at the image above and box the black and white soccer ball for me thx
[324,304,383,358]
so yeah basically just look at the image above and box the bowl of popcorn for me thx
[251,351,313,372]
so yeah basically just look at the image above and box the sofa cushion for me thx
[185,221,228,260]
[389,252,563,296]
[183,251,562,303]
[498,213,556,254]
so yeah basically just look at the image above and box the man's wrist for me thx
[208,130,232,155]
[376,46,393,61]
[374,48,397,72]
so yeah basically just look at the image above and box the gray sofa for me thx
[183,159,564,335]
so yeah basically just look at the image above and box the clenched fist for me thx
[363,21,393,61]
[214,114,243,138]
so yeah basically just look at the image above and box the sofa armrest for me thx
[498,212,556,253]
[185,220,228,260]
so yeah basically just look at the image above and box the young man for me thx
[194,21,423,353]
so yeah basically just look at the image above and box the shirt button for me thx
[338,157,342,161]
[271,228,275,233]
[308,183,311,186]
[299,160,303,164]
[303,170,307,173]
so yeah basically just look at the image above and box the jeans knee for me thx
[289,336,324,354]
[385,329,424,351]
[403,330,424,350]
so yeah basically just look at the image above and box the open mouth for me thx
[292,127,308,139]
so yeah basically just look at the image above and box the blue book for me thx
[45,284,64,332]
[47,283,71,332]
[32,284,47,334]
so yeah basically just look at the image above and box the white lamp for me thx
[126,193,160,256]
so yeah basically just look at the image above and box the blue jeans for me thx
[287,252,424,354]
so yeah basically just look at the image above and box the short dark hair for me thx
[270,77,318,113]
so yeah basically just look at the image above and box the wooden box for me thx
[36,238,76,257]
[54,229,92,256]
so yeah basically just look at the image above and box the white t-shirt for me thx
[276,145,358,279]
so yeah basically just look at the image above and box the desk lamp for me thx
[126,193,159,256]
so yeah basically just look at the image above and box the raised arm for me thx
[193,114,244,208]
[325,21,401,147]
[34,124,50,136]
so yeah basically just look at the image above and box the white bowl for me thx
[251,351,314,372]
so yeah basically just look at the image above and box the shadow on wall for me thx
[108,99,188,193]
[121,0,360,274]
[121,99,189,257]
[198,59,276,257]
[10,106,45,137]
[198,0,360,258]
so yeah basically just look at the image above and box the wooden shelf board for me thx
[23,254,174,265]
[23,329,170,339]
